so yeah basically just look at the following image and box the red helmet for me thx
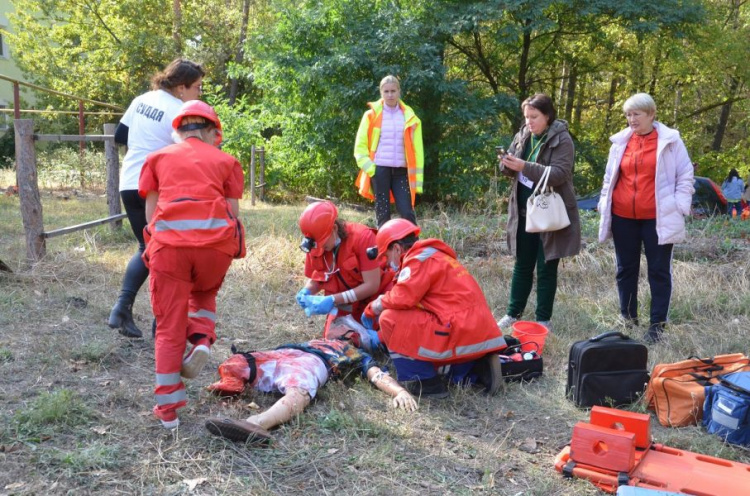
[373,219,420,259]
[172,100,223,145]
[298,201,338,256]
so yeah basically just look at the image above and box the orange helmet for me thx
[172,100,223,145]
[371,219,420,259]
[298,201,338,256]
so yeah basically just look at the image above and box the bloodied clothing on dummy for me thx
[208,338,376,398]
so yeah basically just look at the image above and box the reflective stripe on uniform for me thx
[188,309,216,322]
[415,247,438,262]
[456,336,507,357]
[155,389,187,406]
[388,352,412,361]
[156,372,182,386]
[417,346,453,360]
[155,218,229,232]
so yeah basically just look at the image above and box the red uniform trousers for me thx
[148,246,233,418]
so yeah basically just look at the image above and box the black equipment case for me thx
[566,331,649,407]
[499,341,543,382]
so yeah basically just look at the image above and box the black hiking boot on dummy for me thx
[108,299,143,338]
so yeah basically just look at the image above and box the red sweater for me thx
[612,130,658,219]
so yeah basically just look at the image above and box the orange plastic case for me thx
[555,406,750,495]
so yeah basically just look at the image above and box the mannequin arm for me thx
[367,366,417,412]
[246,387,311,431]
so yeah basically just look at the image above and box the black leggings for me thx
[116,190,149,302]
[372,166,416,228]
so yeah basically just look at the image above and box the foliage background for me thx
[4,0,750,200]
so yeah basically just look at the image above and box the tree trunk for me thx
[712,76,740,151]
[515,19,532,129]
[173,0,182,55]
[573,75,584,135]
[558,61,568,114]
[229,0,252,105]
[421,44,445,202]
[565,63,577,123]
[604,76,619,138]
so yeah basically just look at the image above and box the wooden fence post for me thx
[259,146,265,201]
[250,145,256,206]
[78,100,86,154]
[15,119,45,262]
[103,123,122,230]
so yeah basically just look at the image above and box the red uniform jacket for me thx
[139,138,245,259]
[305,222,393,320]
[379,239,506,364]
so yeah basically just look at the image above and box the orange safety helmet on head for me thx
[298,201,338,256]
[372,219,420,259]
[172,100,223,146]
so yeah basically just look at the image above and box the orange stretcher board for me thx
[555,406,750,495]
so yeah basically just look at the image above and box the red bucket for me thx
[511,321,549,355]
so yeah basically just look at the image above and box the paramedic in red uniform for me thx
[295,201,393,338]
[363,219,507,398]
[138,100,246,429]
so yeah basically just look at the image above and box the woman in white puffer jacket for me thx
[597,93,694,343]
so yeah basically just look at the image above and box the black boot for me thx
[108,299,143,338]
[643,323,664,344]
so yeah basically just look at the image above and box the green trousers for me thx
[506,215,560,321]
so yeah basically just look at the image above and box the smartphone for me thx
[496,146,506,171]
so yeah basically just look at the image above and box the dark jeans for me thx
[507,215,560,321]
[611,215,673,325]
[372,166,416,228]
[728,201,742,217]
[116,190,150,303]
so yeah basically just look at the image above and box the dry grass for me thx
[1,181,750,495]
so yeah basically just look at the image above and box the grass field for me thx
[1,173,750,495]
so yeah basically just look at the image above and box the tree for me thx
[7,0,248,108]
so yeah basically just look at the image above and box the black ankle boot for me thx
[643,323,664,344]
[108,300,143,338]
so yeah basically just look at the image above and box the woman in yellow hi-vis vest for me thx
[354,75,423,228]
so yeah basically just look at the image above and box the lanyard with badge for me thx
[518,132,547,189]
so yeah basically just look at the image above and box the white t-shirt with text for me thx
[119,89,183,191]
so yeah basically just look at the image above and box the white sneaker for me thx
[181,344,210,379]
[497,315,518,329]
[537,320,553,334]
[160,417,180,430]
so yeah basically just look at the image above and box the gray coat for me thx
[505,119,581,261]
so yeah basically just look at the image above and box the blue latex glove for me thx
[303,295,335,317]
[296,287,311,309]
[366,329,381,349]
[361,314,375,330]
